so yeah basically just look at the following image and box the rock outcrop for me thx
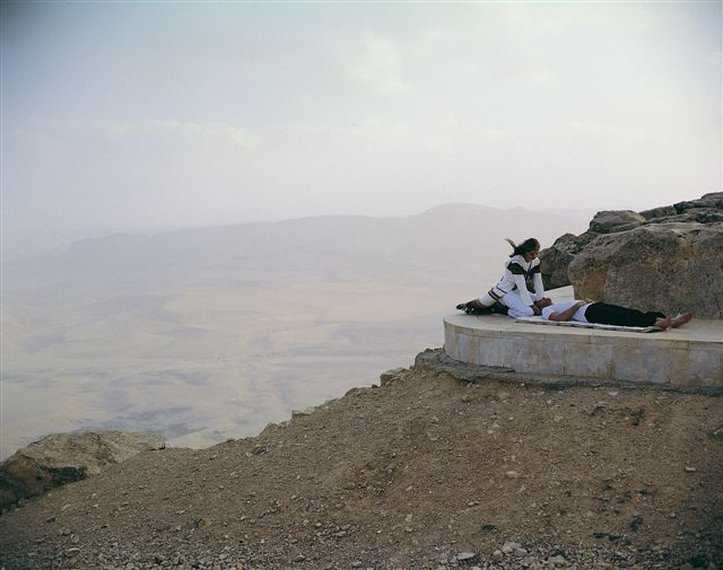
[539,192,723,318]
[0,430,165,509]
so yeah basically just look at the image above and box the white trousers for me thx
[501,291,535,318]
[477,286,507,307]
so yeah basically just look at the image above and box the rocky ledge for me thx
[539,192,723,319]
[0,431,165,510]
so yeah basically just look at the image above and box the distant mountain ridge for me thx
[4,204,590,295]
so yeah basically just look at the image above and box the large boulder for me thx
[0,431,165,509]
[539,231,599,289]
[539,192,723,318]
[567,223,723,318]
[588,210,647,234]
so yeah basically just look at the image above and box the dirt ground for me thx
[1,352,722,570]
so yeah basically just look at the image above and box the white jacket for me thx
[488,254,544,307]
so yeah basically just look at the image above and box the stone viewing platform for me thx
[444,287,723,389]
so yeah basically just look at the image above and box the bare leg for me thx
[671,313,693,328]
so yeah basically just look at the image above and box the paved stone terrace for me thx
[444,288,723,388]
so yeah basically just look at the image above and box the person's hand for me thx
[531,304,542,316]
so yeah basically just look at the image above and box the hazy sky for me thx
[2,2,721,232]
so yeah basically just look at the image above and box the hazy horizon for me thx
[2,2,720,234]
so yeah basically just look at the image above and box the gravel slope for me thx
[1,359,722,570]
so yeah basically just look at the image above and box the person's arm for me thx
[531,262,544,301]
[511,273,533,306]
[548,301,587,321]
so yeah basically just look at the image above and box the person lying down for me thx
[511,298,693,330]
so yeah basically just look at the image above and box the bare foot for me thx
[671,313,693,328]
[655,316,672,330]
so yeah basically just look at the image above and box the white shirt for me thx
[492,254,544,307]
[541,300,591,323]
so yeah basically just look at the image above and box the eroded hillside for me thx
[1,359,721,570]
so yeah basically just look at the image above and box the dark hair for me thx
[508,237,540,258]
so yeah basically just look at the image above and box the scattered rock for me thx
[291,407,316,418]
[711,426,723,441]
[479,523,497,532]
[380,368,406,386]
[456,551,479,563]
[0,431,165,509]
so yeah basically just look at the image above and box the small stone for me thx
[380,368,405,386]
[351,561,363,568]
[505,470,520,479]
[549,554,568,566]
[684,466,697,473]
[480,523,497,532]
[492,549,504,559]
[501,541,521,554]
[456,552,478,562]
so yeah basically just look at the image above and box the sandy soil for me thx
[1,356,722,570]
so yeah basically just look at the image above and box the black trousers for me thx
[585,302,666,327]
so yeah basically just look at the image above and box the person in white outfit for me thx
[458,238,550,316]
[531,299,693,329]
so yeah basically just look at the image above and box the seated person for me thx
[528,298,693,330]
[457,238,550,316]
